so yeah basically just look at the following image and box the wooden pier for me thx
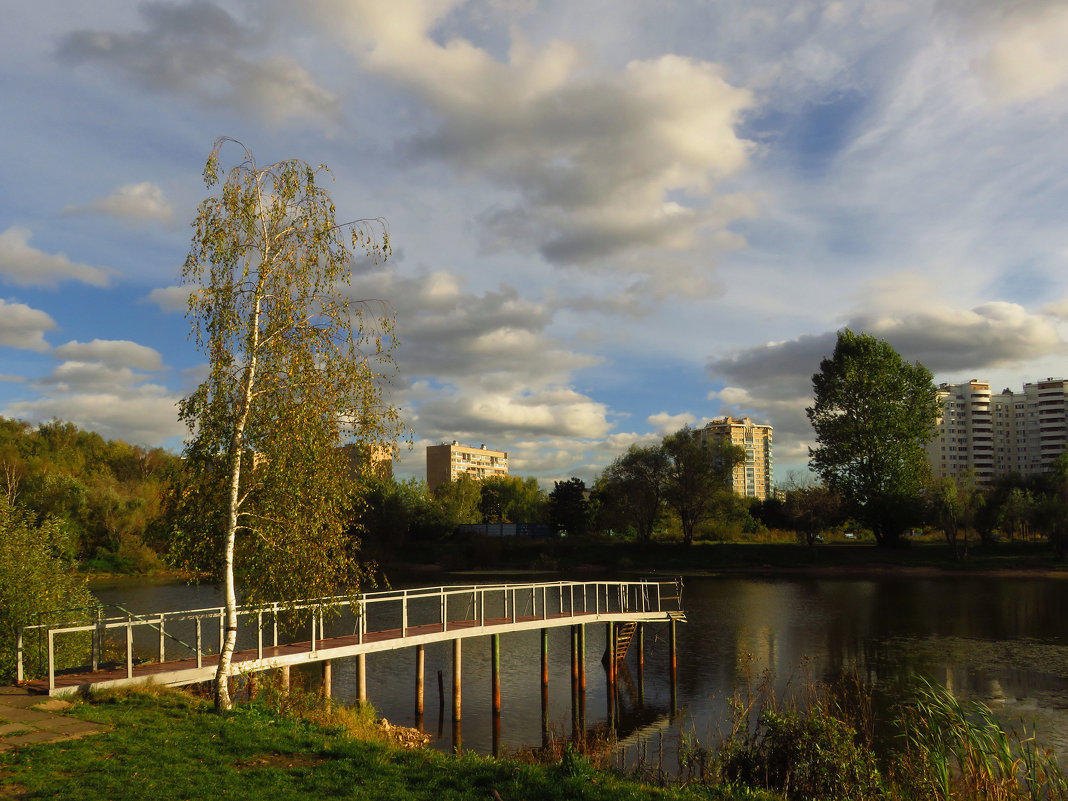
[17,579,686,702]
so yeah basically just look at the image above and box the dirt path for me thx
[0,686,103,751]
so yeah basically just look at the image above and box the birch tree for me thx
[174,138,400,710]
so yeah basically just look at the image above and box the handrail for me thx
[17,579,682,690]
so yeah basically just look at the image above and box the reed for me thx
[894,677,1067,801]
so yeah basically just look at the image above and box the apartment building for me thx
[696,416,774,501]
[426,441,509,491]
[926,378,1068,482]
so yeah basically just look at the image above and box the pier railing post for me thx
[310,608,317,653]
[158,614,165,663]
[440,588,446,632]
[126,621,133,679]
[402,591,408,638]
[93,606,102,671]
[257,612,263,660]
[16,627,23,684]
[196,618,203,669]
[47,629,55,694]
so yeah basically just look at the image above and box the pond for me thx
[90,573,1068,760]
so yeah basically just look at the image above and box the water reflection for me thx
[91,574,1068,757]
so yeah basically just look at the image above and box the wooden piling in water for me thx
[452,638,462,722]
[540,628,549,747]
[637,623,645,706]
[322,660,332,699]
[606,621,616,728]
[669,618,678,716]
[491,633,501,757]
[491,634,500,716]
[415,644,425,720]
[356,654,366,704]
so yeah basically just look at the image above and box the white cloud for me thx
[53,339,164,371]
[3,388,184,446]
[145,285,190,313]
[312,0,757,293]
[647,411,696,434]
[57,1,341,125]
[0,298,57,351]
[706,301,1068,474]
[963,2,1068,103]
[64,182,174,224]
[0,226,112,287]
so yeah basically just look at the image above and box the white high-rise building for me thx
[696,416,774,500]
[926,378,1068,483]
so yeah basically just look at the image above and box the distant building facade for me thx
[926,378,1068,483]
[696,416,774,501]
[426,441,509,492]
[342,442,394,480]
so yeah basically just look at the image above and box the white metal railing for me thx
[17,578,683,693]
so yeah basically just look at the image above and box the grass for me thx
[2,674,1064,801]
[0,687,777,801]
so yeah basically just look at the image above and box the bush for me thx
[0,497,96,681]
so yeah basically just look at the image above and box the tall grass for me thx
[895,677,1067,801]
[602,664,1065,801]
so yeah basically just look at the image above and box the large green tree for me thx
[0,497,95,683]
[477,475,547,524]
[806,329,939,547]
[174,139,400,710]
[549,477,590,538]
[661,427,745,546]
[597,445,669,542]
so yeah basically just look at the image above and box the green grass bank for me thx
[0,690,772,801]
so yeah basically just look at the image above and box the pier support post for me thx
[669,618,678,716]
[606,621,616,729]
[570,625,579,738]
[280,665,290,693]
[356,654,367,704]
[578,624,586,730]
[415,644,425,724]
[637,623,645,706]
[491,634,501,716]
[322,660,332,699]
[540,628,549,747]
[491,633,501,757]
[452,638,462,722]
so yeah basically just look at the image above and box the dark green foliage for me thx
[720,708,883,801]
[662,427,745,546]
[0,416,179,572]
[597,445,670,542]
[478,475,548,524]
[432,475,483,529]
[549,477,591,537]
[807,330,940,547]
[781,482,843,547]
[0,496,96,681]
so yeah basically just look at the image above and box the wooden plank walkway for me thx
[23,608,677,697]
[18,579,686,697]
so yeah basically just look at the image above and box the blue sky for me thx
[2,0,1068,485]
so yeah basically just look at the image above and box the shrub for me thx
[0,497,96,681]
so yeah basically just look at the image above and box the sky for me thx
[2,0,1068,487]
